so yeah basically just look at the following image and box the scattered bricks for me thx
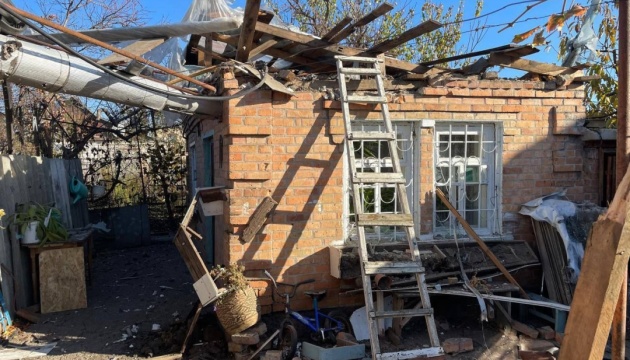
[336,332,358,347]
[537,326,555,340]
[231,330,260,345]
[442,338,474,354]
[249,321,268,336]
[261,350,283,360]
[511,320,539,339]
[228,342,247,353]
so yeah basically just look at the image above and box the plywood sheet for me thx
[39,247,87,314]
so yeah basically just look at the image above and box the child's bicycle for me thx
[264,270,352,359]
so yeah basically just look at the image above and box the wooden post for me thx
[558,166,630,360]
[612,1,630,358]
[235,0,261,62]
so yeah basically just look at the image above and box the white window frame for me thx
[342,122,419,243]
[432,122,502,237]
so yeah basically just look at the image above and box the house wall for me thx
[191,76,598,313]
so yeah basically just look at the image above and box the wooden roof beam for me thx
[328,2,394,44]
[488,52,574,76]
[368,20,442,54]
[321,16,353,42]
[236,0,261,62]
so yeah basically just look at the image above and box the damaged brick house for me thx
[183,56,604,313]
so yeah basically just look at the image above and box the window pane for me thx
[451,135,465,157]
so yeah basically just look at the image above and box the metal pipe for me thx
[4,3,218,94]
[0,34,219,115]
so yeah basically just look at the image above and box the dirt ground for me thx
[2,241,559,360]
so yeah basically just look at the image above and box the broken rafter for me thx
[321,16,353,42]
[368,20,442,54]
[488,52,574,76]
[423,44,538,67]
[248,38,279,60]
[236,0,261,62]
[98,38,165,65]
[328,2,394,44]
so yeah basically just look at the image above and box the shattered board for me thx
[338,241,538,279]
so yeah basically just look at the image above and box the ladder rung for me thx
[357,213,414,227]
[370,308,433,319]
[335,55,383,63]
[346,95,387,104]
[364,261,424,275]
[353,172,405,184]
[339,68,381,75]
[377,348,444,360]
[348,131,396,141]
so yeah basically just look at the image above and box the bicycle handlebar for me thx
[264,270,315,299]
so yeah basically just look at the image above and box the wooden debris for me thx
[328,3,394,44]
[436,188,530,299]
[15,308,38,323]
[236,0,261,62]
[488,53,575,76]
[368,20,442,54]
[538,326,555,340]
[321,16,353,42]
[519,350,555,360]
[241,196,278,243]
[559,167,630,360]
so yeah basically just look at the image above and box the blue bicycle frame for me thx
[287,297,344,337]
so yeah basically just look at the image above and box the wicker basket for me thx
[215,286,260,335]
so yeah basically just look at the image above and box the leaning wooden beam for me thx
[368,20,442,54]
[435,188,530,299]
[488,52,574,76]
[558,167,630,360]
[166,65,219,85]
[423,44,536,67]
[7,4,217,93]
[321,16,353,42]
[241,197,278,243]
[328,2,394,44]
[98,38,165,65]
[236,0,261,62]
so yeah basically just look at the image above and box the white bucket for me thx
[21,221,40,245]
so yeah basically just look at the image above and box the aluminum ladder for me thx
[335,55,443,359]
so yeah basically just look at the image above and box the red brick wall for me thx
[191,76,598,312]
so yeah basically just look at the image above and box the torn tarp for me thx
[519,191,604,283]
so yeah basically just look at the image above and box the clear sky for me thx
[11,0,582,66]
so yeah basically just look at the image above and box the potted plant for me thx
[211,264,260,335]
[11,203,68,245]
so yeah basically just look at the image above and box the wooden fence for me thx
[0,155,89,313]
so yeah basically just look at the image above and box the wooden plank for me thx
[166,65,219,86]
[49,159,72,228]
[173,226,209,282]
[558,167,630,360]
[98,38,166,65]
[368,20,442,54]
[435,188,530,299]
[321,16,353,42]
[181,302,203,354]
[328,3,394,44]
[236,0,262,62]
[248,38,279,59]
[39,247,87,314]
[241,197,277,243]
[488,53,574,76]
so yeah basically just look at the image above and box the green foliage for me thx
[10,203,68,245]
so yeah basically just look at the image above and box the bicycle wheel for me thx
[278,320,298,360]
[324,310,354,339]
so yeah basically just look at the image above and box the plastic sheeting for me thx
[519,191,604,283]
[563,0,601,67]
